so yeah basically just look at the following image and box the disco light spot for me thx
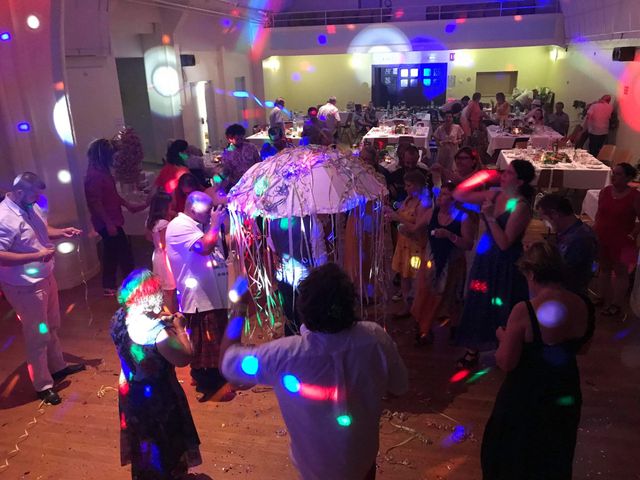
[57,241,75,254]
[241,355,259,375]
[476,233,491,254]
[317,34,327,45]
[450,369,470,383]
[0,32,11,41]
[556,395,575,406]
[410,256,421,269]
[445,24,456,34]
[291,72,301,82]
[469,280,488,293]
[38,323,48,334]
[336,414,352,427]
[514,15,523,22]
[506,198,518,212]
[17,122,31,132]
[185,277,198,289]
[144,385,152,398]
[282,374,301,393]
[491,297,503,307]
[326,25,336,34]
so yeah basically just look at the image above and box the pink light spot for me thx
[456,17,466,24]
[326,25,336,34]
[299,383,339,402]
[469,280,488,293]
[514,15,522,22]
[27,364,34,382]
[120,412,127,429]
[346,24,356,31]
[394,9,404,19]
[450,369,470,383]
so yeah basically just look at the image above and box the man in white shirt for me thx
[318,96,341,140]
[0,172,85,405]
[166,191,229,399]
[221,263,409,480]
[584,94,614,157]
[269,97,289,133]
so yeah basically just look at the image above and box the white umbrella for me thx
[227,145,387,218]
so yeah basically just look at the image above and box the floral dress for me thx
[111,308,201,479]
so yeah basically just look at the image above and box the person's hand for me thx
[61,227,82,237]
[496,326,506,342]
[430,163,443,174]
[432,228,450,239]
[37,247,56,262]
[172,313,187,330]
[210,205,227,229]
[481,200,495,221]
[106,224,118,237]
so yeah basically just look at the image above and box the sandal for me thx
[601,304,622,317]
[456,350,479,369]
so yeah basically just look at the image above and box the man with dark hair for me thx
[220,263,408,480]
[269,97,289,133]
[221,123,261,191]
[386,144,431,205]
[301,107,332,146]
[537,194,598,295]
[0,172,85,405]
[545,101,570,136]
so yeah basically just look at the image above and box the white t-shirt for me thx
[151,219,176,290]
[318,103,341,133]
[0,196,54,286]
[585,101,613,136]
[165,213,228,313]
[222,321,409,480]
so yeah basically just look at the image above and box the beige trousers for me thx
[1,275,67,392]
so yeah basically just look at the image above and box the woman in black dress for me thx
[111,269,202,479]
[482,242,595,480]
[453,160,535,367]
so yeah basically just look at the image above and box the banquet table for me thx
[581,189,600,220]
[497,149,611,190]
[487,125,563,155]
[362,125,431,149]
[246,132,302,147]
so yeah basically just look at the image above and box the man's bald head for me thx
[12,172,46,192]
[185,191,213,224]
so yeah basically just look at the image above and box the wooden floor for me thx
[0,229,638,480]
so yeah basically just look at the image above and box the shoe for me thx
[456,350,479,370]
[392,292,403,302]
[52,363,86,381]
[37,388,61,405]
[103,288,116,297]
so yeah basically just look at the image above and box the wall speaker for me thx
[180,54,196,67]
[612,47,636,62]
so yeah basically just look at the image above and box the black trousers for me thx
[98,227,134,289]
[588,134,607,158]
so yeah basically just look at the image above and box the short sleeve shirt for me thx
[165,213,228,313]
[0,196,54,286]
[221,322,408,480]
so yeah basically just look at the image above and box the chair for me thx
[597,144,616,163]
[338,112,354,144]
[612,147,632,165]
[514,137,529,149]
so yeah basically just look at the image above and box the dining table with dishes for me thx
[246,129,302,147]
[362,124,431,149]
[497,148,611,190]
[487,124,564,155]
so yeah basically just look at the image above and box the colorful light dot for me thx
[0,32,11,41]
[17,122,31,132]
[144,385,152,398]
[514,15,523,22]
[410,256,421,269]
[556,395,575,406]
[426,260,433,269]
[282,374,300,393]
[506,198,518,213]
[491,297,504,307]
[336,414,352,427]
[130,343,145,363]
[38,322,48,334]
[241,355,259,375]
[279,218,289,230]
[56,241,75,254]
[450,369,470,383]
[26,15,41,30]
[25,267,39,276]
[253,176,269,196]
[466,367,491,384]
[232,90,249,98]
[213,174,223,184]
[445,23,456,33]
[184,277,198,289]
[57,169,71,184]
[317,34,327,45]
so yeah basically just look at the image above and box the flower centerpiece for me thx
[542,151,571,165]
[112,126,144,185]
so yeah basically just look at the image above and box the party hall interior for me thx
[1,1,639,479]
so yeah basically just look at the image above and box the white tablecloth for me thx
[497,149,611,190]
[362,126,431,149]
[581,189,600,220]
[487,125,563,155]
[246,132,302,147]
